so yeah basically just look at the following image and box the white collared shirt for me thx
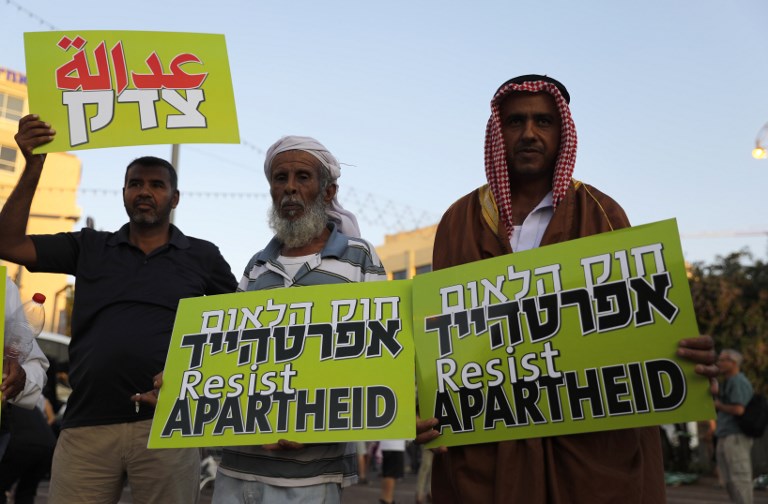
[510,191,554,252]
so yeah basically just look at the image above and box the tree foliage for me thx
[689,250,768,394]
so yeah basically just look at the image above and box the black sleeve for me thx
[205,245,238,295]
[28,232,81,275]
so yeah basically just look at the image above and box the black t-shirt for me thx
[30,224,237,428]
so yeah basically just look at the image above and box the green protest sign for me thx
[0,265,5,403]
[149,281,415,448]
[413,219,715,447]
[24,31,239,153]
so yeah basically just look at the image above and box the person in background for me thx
[713,349,754,504]
[377,439,405,504]
[356,442,370,485]
[1,275,49,459]
[0,397,56,504]
[414,444,433,504]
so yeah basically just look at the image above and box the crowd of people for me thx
[2,74,754,504]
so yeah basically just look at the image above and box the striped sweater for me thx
[221,223,387,487]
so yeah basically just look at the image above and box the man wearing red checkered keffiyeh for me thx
[420,75,717,503]
[485,75,577,242]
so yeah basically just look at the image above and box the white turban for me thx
[264,135,361,238]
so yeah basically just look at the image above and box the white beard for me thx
[269,194,328,249]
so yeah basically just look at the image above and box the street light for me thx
[752,122,768,159]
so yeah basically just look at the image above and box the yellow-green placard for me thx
[0,265,5,415]
[24,31,239,152]
[414,219,715,447]
[149,281,415,448]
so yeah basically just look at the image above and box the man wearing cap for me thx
[212,136,387,504]
[417,75,717,503]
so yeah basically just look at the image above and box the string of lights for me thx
[0,184,270,199]
[183,146,262,172]
[241,139,265,155]
[0,184,439,232]
[4,0,57,30]
[0,2,436,232]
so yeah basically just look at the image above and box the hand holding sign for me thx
[676,335,717,377]
[24,31,239,153]
[14,115,54,166]
[263,439,306,452]
[134,372,164,408]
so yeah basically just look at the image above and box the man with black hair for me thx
[417,75,718,503]
[0,114,237,503]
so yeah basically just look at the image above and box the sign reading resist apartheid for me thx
[148,219,715,449]
[149,281,415,448]
[413,219,715,447]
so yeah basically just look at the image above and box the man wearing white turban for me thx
[261,135,362,239]
[212,136,387,504]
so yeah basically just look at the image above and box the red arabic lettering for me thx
[54,35,211,147]
[55,36,207,92]
[55,38,111,91]
[131,52,207,90]
[110,42,129,94]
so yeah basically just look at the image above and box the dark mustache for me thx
[134,197,155,206]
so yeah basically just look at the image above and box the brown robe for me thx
[430,181,666,504]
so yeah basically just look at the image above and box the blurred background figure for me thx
[378,439,405,504]
[415,445,433,504]
[713,349,754,504]
[0,401,56,504]
[356,441,370,485]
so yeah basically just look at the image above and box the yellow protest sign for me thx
[0,265,5,406]
[413,219,715,447]
[24,31,239,152]
[149,281,415,448]
[148,219,715,449]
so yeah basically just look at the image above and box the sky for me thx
[1,0,767,278]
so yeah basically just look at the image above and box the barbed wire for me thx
[342,189,440,232]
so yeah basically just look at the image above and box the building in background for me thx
[0,67,81,335]
[375,225,436,280]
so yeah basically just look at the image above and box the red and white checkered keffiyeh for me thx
[484,80,577,240]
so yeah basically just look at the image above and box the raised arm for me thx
[0,115,55,267]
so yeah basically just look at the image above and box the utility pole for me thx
[170,144,180,224]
